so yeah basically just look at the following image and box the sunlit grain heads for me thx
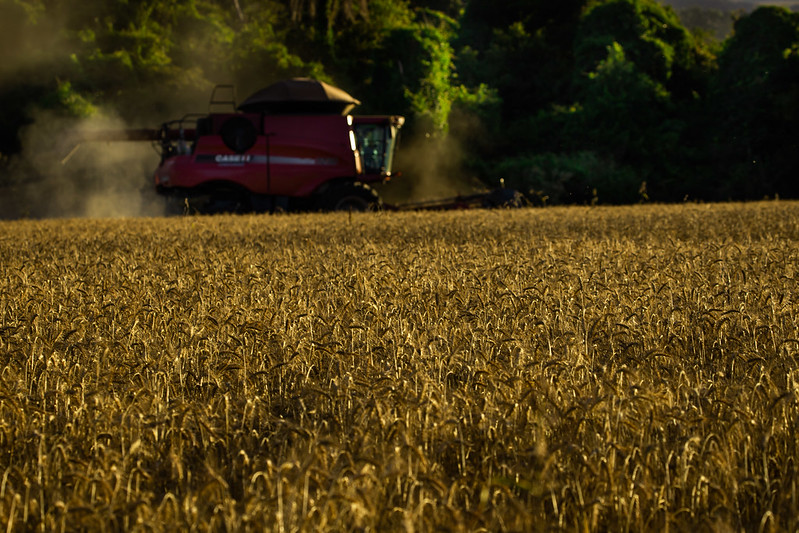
[0,205,799,529]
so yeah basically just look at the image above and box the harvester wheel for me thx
[326,182,382,212]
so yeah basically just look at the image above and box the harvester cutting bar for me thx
[61,127,196,165]
[388,188,525,211]
[72,128,196,142]
[72,129,160,142]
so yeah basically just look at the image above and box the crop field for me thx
[1,202,799,531]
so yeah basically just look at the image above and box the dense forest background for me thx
[0,0,798,208]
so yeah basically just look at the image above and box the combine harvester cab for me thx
[154,78,404,213]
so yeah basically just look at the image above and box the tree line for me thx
[1,0,797,204]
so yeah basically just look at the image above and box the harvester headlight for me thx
[349,130,357,152]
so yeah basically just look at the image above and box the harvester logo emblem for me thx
[215,154,252,164]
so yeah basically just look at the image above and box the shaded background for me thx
[0,0,797,217]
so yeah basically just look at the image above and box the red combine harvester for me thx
[107,78,404,213]
[66,78,523,214]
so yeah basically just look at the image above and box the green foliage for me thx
[454,0,723,203]
[522,41,688,203]
[457,1,586,114]
[446,83,502,175]
[708,6,799,199]
[357,9,457,135]
[403,20,456,134]
[448,83,501,137]
[230,5,325,96]
[0,0,797,204]
[44,80,98,118]
[571,42,677,157]
[575,0,713,100]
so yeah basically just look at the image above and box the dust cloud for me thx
[0,4,170,219]
[378,130,486,207]
[0,3,65,84]
[5,111,165,219]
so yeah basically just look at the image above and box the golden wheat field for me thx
[1,202,799,532]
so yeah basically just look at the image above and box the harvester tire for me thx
[326,182,382,212]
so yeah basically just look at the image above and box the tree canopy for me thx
[1,0,797,204]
